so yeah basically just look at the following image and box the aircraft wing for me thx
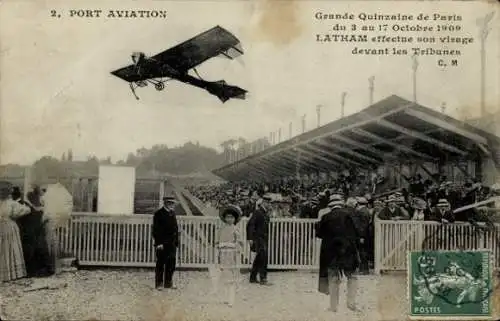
[150,25,244,73]
[110,63,159,83]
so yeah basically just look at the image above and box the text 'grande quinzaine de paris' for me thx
[313,12,475,59]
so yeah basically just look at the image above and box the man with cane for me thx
[152,196,179,290]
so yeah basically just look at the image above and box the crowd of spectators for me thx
[187,172,500,270]
[187,172,500,222]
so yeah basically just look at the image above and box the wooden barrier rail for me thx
[56,213,319,269]
[55,213,500,272]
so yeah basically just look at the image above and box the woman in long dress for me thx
[214,205,243,307]
[0,182,31,282]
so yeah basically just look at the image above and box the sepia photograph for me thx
[0,0,499,320]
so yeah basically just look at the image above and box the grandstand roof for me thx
[212,95,500,181]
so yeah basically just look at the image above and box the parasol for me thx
[42,182,73,228]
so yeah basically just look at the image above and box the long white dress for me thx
[0,199,31,282]
[215,223,242,306]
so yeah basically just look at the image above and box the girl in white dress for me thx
[215,205,243,306]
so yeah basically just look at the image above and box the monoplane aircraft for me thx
[110,25,247,103]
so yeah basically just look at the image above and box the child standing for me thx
[215,205,243,307]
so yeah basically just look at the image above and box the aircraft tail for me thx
[206,80,247,103]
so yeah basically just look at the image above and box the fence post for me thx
[374,217,382,275]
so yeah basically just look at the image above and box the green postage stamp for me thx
[408,250,493,320]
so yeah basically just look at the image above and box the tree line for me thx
[0,137,271,181]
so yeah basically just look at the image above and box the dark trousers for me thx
[250,248,268,281]
[358,247,369,273]
[155,246,176,288]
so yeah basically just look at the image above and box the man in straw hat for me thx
[378,194,409,221]
[315,194,362,312]
[152,195,180,290]
[429,198,454,223]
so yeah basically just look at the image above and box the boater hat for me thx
[387,195,397,203]
[220,204,243,224]
[328,200,344,209]
[356,197,368,205]
[329,194,343,201]
[437,199,450,208]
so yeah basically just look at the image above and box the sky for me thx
[0,0,498,165]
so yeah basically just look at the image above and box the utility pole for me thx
[295,137,301,181]
[412,53,418,103]
[278,128,282,143]
[301,114,306,133]
[476,11,494,117]
[341,92,347,118]
[316,105,322,127]
[289,121,293,139]
[369,76,375,105]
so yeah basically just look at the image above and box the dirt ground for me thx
[0,269,413,321]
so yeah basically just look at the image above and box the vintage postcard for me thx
[0,0,499,320]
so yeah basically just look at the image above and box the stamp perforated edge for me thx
[406,249,494,320]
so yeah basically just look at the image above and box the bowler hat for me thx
[163,195,178,204]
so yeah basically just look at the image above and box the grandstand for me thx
[212,95,500,186]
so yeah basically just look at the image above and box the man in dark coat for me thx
[246,194,272,285]
[152,196,180,290]
[17,185,53,277]
[315,198,362,312]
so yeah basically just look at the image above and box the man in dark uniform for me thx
[246,194,272,285]
[152,196,179,290]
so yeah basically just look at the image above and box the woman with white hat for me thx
[411,198,428,221]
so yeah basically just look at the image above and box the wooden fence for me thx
[54,214,500,272]
[55,214,319,269]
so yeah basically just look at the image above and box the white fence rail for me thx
[54,214,500,272]
[55,214,319,269]
[374,219,500,273]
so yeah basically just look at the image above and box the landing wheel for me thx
[155,82,165,91]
